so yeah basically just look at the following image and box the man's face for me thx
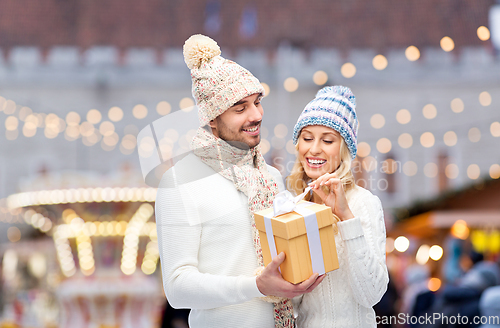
[209,93,263,148]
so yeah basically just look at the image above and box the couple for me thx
[155,34,389,328]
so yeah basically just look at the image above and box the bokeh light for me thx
[420,132,435,148]
[403,161,418,176]
[491,122,500,137]
[468,127,481,143]
[372,55,388,70]
[443,131,458,146]
[370,114,385,129]
[428,278,441,292]
[7,227,21,242]
[416,244,430,265]
[405,46,420,61]
[429,245,444,261]
[490,164,500,179]
[357,142,371,158]
[87,109,102,124]
[362,156,377,172]
[467,164,480,180]
[108,106,124,122]
[283,77,299,92]
[382,158,398,174]
[396,109,411,124]
[445,163,459,179]
[386,237,395,253]
[99,121,115,137]
[394,236,410,252]
[133,104,148,119]
[66,112,81,126]
[398,133,413,149]
[261,82,270,97]
[477,26,490,41]
[274,124,288,138]
[179,98,194,110]
[479,91,492,106]
[156,101,171,115]
[376,138,392,153]
[440,36,455,52]
[341,63,356,78]
[424,163,438,178]
[5,116,19,131]
[450,98,464,113]
[422,104,437,119]
[451,220,469,240]
[313,71,328,85]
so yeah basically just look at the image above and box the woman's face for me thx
[298,125,342,180]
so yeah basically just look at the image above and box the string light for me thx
[7,187,157,208]
[121,203,155,275]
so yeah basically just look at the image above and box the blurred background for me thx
[1,1,500,327]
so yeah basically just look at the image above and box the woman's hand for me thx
[309,172,354,221]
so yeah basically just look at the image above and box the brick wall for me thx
[0,0,494,51]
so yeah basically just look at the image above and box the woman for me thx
[287,86,389,328]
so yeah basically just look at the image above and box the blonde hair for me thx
[286,135,356,233]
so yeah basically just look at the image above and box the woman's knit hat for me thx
[292,86,358,159]
[183,34,265,126]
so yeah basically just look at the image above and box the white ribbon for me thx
[264,186,326,275]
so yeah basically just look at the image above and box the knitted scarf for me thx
[191,127,294,328]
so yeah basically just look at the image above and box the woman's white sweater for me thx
[294,185,389,328]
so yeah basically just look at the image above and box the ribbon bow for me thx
[273,187,312,217]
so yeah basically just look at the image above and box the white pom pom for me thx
[183,34,221,69]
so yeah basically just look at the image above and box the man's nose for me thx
[247,104,263,123]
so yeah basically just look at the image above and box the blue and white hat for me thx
[292,85,358,159]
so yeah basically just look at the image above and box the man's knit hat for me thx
[183,34,265,126]
[292,86,358,159]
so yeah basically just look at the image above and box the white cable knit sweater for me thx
[155,153,285,328]
[294,185,389,328]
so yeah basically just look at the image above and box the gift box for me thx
[254,200,339,284]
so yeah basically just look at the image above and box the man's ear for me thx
[208,119,216,130]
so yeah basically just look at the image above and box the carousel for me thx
[1,168,164,328]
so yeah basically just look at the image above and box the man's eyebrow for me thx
[230,93,263,108]
[231,99,247,107]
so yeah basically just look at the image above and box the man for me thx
[155,34,323,328]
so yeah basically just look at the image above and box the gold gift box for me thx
[254,201,339,284]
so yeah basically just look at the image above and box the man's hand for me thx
[256,252,325,299]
